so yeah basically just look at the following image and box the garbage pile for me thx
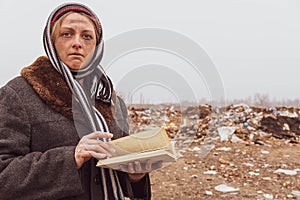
[194,103,300,144]
[128,105,182,138]
[128,104,300,144]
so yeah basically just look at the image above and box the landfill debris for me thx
[274,169,297,175]
[218,158,231,165]
[292,190,300,199]
[231,134,244,143]
[128,103,300,147]
[248,171,259,176]
[261,150,270,155]
[190,174,198,178]
[130,103,300,199]
[214,184,240,193]
[205,190,213,196]
[183,166,189,171]
[203,170,217,175]
[263,164,270,168]
[263,193,274,199]
[217,126,236,141]
[216,147,232,151]
[282,181,290,187]
[243,163,254,167]
[192,147,201,151]
[262,177,272,181]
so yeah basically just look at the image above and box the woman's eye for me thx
[83,34,92,40]
[61,32,71,37]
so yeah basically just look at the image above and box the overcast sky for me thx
[1,0,300,104]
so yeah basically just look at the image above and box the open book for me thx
[96,127,179,169]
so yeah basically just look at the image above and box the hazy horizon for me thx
[1,0,300,104]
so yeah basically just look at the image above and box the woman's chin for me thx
[66,62,83,70]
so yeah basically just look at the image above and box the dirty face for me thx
[53,12,97,70]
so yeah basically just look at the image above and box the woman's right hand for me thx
[74,132,115,169]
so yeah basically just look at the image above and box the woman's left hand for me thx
[119,160,163,182]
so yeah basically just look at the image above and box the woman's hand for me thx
[75,132,115,169]
[119,160,163,182]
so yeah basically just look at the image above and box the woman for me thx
[0,3,155,200]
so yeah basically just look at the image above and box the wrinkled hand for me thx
[75,132,115,169]
[120,160,163,182]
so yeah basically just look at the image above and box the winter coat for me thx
[0,56,151,200]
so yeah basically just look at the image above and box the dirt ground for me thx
[150,139,300,200]
[128,104,300,199]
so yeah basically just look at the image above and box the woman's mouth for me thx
[69,53,84,58]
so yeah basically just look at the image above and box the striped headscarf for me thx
[43,3,124,199]
[43,3,113,135]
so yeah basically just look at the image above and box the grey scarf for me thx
[43,3,124,200]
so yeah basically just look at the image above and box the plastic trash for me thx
[217,126,236,141]
[274,169,297,175]
[214,184,240,193]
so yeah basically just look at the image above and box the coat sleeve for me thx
[0,85,84,200]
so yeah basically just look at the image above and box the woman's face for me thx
[54,13,97,70]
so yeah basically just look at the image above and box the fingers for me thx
[128,162,135,173]
[83,141,115,155]
[79,132,115,156]
[145,160,152,171]
[134,161,142,172]
[89,150,110,159]
[83,131,113,140]
[88,139,114,150]
[151,160,163,170]
[119,160,164,173]
[144,160,163,171]
[75,132,116,168]
[75,148,109,169]
[83,144,113,157]
[119,162,135,173]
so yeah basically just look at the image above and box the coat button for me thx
[94,176,101,185]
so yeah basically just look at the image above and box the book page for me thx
[109,127,171,157]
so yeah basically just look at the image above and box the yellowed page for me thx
[109,127,171,157]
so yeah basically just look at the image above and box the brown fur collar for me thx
[21,56,116,124]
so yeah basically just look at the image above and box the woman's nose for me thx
[72,35,82,49]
